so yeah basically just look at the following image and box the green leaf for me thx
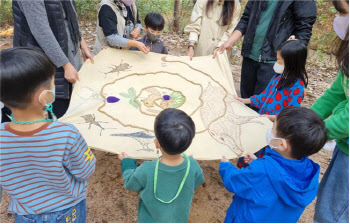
[129,99,139,109]
[128,88,136,97]
[120,93,131,98]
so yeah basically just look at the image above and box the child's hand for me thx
[244,153,257,164]
[260,114,277,122]
[118,152,129,161]
[136,42,150,54]
[235,96,251,104]
[221,156,229,162]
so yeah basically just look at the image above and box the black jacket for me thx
[12,0,71,99]
[235,0,317,62]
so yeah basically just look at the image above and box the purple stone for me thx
[107,96,120,103]
[163,95,171,101]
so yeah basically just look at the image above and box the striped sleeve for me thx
[62,128,96,181]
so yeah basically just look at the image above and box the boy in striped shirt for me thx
[0,47,96,223]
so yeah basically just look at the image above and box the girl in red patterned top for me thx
[236,39,308,115]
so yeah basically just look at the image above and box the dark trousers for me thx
[240,57,275,99]
[52,99,70,119]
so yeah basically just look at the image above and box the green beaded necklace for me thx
[10,104,57,125]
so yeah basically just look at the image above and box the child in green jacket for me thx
[312,70,349,223]
[118,108,204,223]
[313,1,349,221]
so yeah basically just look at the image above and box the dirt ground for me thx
[0,25,336,223]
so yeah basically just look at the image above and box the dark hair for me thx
[276,40,308,89]
[333,0,349,77]
[154,108,195,155]
[144,12,165,31]
[276,107,328,159]
[0,47,55,108]
[206,0,235,26]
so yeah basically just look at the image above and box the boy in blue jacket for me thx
[219,107,328,223]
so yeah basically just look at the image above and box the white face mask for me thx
[334,14,349,40]
[265,127,285,149]
[273,62,285,74]
[39,87,55,106]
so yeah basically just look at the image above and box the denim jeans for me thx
[14,199,86,223]
[314,146,349,223]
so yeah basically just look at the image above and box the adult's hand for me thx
[81,38,94,64]
[63,62,79,83]
[213,40,233,58]
[188,46,194,60]
[131,27,142,39]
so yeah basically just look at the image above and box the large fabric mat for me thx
[60,48,271,160]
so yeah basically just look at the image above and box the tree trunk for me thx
[173,0,180,33]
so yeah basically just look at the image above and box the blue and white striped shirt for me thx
[0,122,96,215]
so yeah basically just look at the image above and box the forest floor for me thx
[0,24,336,223]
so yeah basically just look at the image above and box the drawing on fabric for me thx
[110,132,155,152]
[138,87,185,109]
[79,114,106,136]
[200,82,264,155]
[76,84,106,102]
[104,60,132,78]
[120,87,141,109]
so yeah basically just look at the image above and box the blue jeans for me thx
[314,146,349,223]
[14,199,86,223]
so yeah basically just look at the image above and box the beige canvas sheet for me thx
[60,48,272,160]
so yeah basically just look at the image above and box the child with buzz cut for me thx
[130,12,168,54]
[219,107,328,223]
[118,108,204,223]
[0,47,96,223]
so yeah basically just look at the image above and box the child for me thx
[219,107,327,223]
[130,12,168,54]
[0,47,96,223]
[236,40,308,115]
[118,108,204,223]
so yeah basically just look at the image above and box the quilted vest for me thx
[12,0,71,99]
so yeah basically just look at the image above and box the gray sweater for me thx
[17,0,82,70]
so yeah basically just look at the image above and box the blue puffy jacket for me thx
[219,147,320,223]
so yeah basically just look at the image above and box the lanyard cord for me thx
[10,104,56,124]
[154,153,190,204]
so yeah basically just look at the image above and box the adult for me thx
[93,0,149,55]
[11,0,93,119]
[214,0,316,103]
[185,0,241,60]
[312,0,349,222]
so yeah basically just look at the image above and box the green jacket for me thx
[311,71,349,154]
[121,157,205,223]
